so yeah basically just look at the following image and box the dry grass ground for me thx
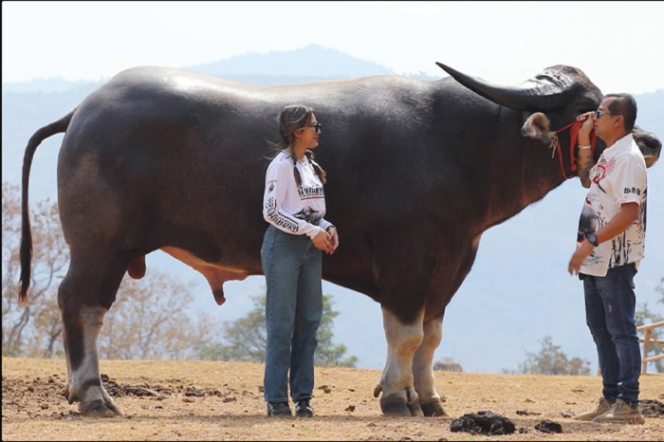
[2,357,663,441]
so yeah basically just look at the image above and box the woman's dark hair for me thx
[273,104,326,186]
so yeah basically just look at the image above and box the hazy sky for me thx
[3,1,663,94]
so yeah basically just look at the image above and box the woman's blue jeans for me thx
[261,225,322,403]
[583,263,641,408]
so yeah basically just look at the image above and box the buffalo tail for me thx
[19,108,76,305]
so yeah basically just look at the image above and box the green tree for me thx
[197,293,358,367]
[315,295,358,367]
[198,294,268,362]
[512,336,591,375]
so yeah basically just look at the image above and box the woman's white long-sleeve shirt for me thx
[262,150,332,238]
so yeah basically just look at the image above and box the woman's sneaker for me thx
[592,399,645,424]
[267,401,292,417]
[295,399,314,417]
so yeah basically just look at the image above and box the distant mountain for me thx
[185,44,394,78]
[186,44,439,84]
[1,45,438,94]
[2,46,663,373]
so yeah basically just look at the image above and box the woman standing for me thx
[261,105,339,417]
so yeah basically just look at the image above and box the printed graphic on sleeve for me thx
[264,196,299,233]
[617,184,645,206]
[623,186,642,196]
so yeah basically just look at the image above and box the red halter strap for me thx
[552,120,597,180]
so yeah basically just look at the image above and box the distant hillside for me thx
[2,44,437,93]
[185,44,394,78]
[2,46,663,373]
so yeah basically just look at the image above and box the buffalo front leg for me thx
[412,313,447,416]
[374,307,424,416]
[58,256,126,417]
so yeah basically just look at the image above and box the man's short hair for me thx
[605,93,637,132]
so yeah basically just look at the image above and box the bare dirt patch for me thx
[2,357,663,441]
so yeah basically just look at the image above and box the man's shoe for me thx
[573,397,613,421]
[266,401,292,417]
[592,398,645,424]
[295,399,314,417]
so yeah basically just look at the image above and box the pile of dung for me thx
[639,399,664,417]
[450,411,516,435]
[535,420,563,433]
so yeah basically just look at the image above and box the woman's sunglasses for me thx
[308,122,322,133]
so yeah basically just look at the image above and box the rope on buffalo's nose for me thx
[551,120,597,179]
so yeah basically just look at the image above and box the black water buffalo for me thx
[20,63,661,418]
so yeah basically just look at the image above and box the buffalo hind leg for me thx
[374,307,424,417]
[413,313,447,416]
[58,254,126,417]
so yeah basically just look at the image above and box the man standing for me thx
[568,93,647,425]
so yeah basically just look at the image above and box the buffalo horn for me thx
[436,62,578,111]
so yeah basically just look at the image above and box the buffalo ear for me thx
[521,112,555,145]
[633,126,662,168]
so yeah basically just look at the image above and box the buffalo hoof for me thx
[421,401,448,417]
[380,397,411,417]
[408,401,424,417]
[380,398,424,417]
[80,400,121,418]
